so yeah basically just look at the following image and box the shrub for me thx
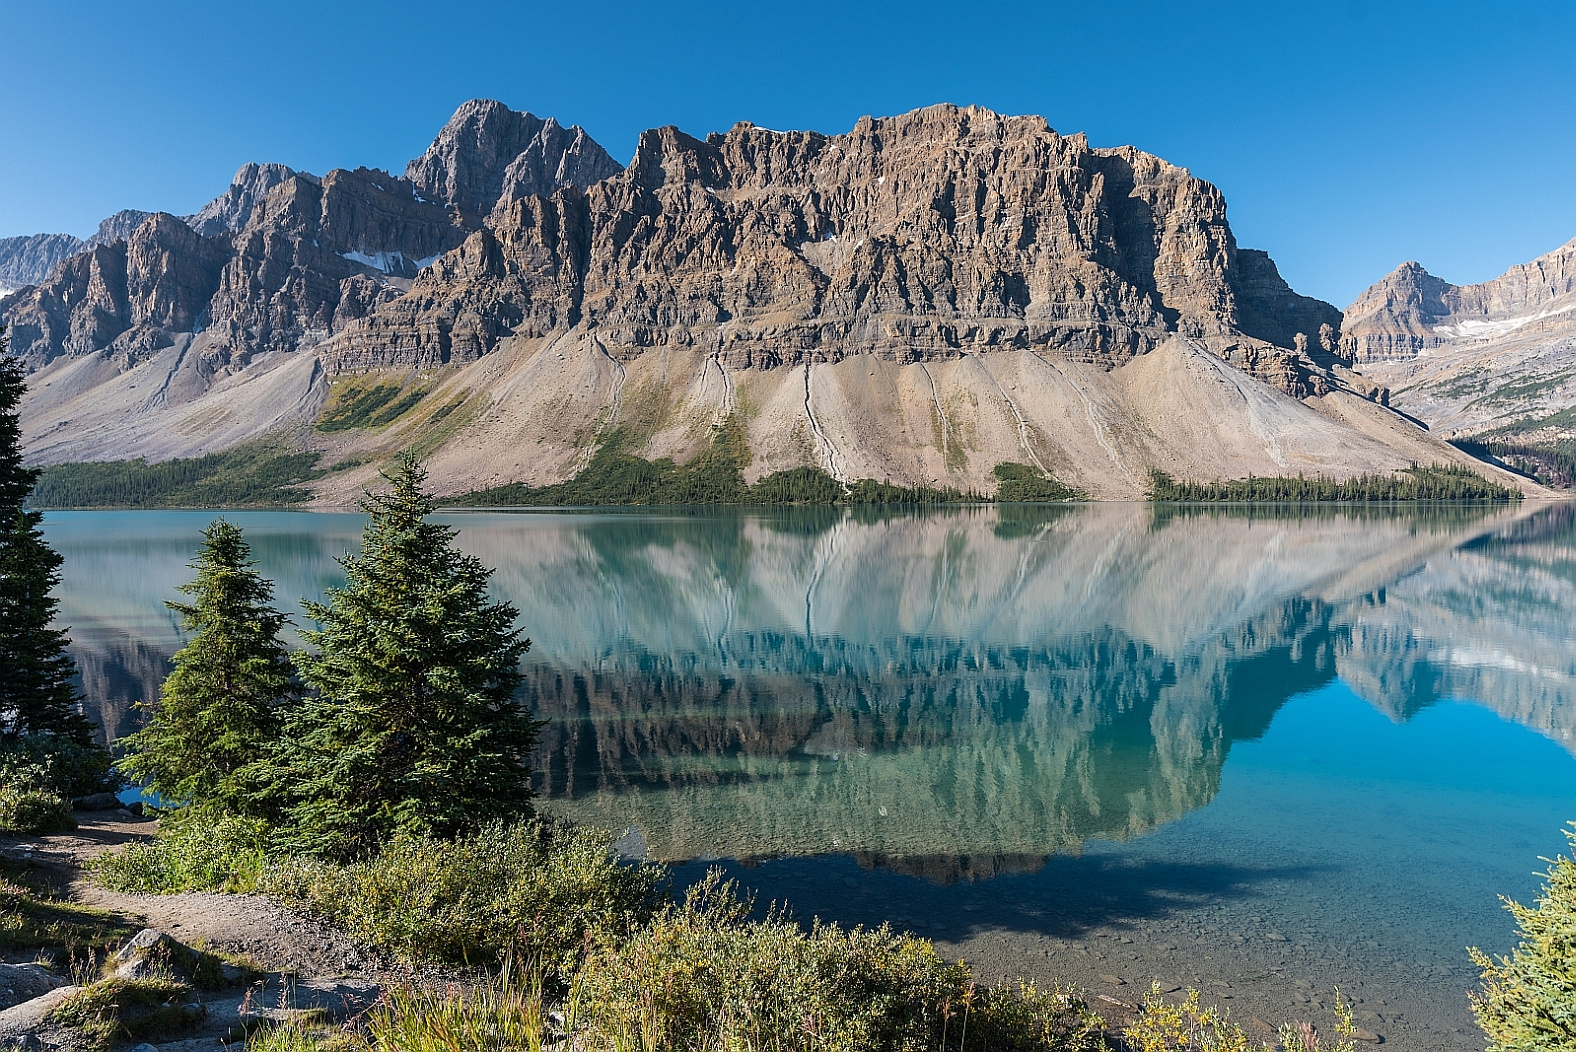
[49,975,202,1048]
[260,819,664,981]
[91,809,268,893]
[0,733,118,798]
[362,969,550,1052]
[0,785,75,834]
[568,870,1105,1052]
[1126,985,1356,1052]
[1471,823,1576,1051]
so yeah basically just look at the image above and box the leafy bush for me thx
[1126,985,1357,1052]
[568,871,1105,1052]
[317,381,430,433]
[0,733,119,798]
[1471,823,1576,1050]
[90,809,268,893]
[49,975,202,1048]
[260,819,664,981]
[0,785,75,834]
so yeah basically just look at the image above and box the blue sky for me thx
[2,0,1572,306]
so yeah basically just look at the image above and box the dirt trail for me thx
[2,815,374,982]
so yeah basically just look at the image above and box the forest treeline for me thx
[1145,464,1522,502]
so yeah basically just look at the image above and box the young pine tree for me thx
[1470,823,1576,1051]
[118,520,297,813]
[0,329,93,746]
[271,453,537,858]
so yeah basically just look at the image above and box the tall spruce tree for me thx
[0,328,92,744]
[118,520,298,813]
[271,453,537,857]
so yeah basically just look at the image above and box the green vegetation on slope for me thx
[30,442,326,508]
[994,462,1081,502]
[316,378,429,432]
[1144,464,1522,502]
[1454,437,1576,490]
[449,425,1077,507]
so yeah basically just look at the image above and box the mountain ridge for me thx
[1344,238,1576,443]
[1,100,1533,499]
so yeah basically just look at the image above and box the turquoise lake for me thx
[42,502,1576,1050]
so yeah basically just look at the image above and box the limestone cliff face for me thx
[327,105,1344,400]
[404,99,622,225]
[1,215,229,367]
[1,104,618,374]
[1346,239,1576,435]
[0,233,84,293]
[6,100,1506,495]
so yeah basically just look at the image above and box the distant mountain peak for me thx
[403,99,622,222]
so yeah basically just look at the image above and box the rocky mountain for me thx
[0,233,84,293]
[1344,239,1576,438]
[2,101,1522,498]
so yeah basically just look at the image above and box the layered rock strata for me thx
[3,100,1521,495]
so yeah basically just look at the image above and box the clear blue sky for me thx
[2,0,1572,306]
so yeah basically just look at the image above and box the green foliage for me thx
[993,462,1082,502]
[118,520,298,814]
[455,425,980,507]
[0,786,74,833]
[570,870,1105,1052]
[0,327,98,748]
[29,442,325,508]
[260,819,663,982]
[90,809,269,894]
[361,970,551,1052]
[1470,823,1576,1051]
[1127,985,1357,1052]
[0,733,118,798]
[263,454,538,859]
[49,975,202,1048]
[1454,437,1576,490]
[746,465,844,504]
[317,380,429,433]
[1144,463,1522,502]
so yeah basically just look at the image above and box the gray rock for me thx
[132,1044,159,1052]
[0,985,79,1044]
[0,963,68,1011]
[112,928,205,984]
[71,792,121,811]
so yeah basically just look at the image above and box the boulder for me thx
[0,985,78,1044]
[112,928,248,987]
[71,792,121,811]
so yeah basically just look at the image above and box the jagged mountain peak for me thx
[187,162,298,238]
[403,99,622,223]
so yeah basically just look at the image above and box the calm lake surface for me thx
[43,502,1576,1050]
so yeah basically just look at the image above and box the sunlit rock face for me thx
[52,501,1567,879]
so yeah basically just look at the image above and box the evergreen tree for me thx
[118,520,298,813]
[271,453,537,858]
[0,328,92,744]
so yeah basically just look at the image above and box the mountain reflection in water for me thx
[47,501,1576,881]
